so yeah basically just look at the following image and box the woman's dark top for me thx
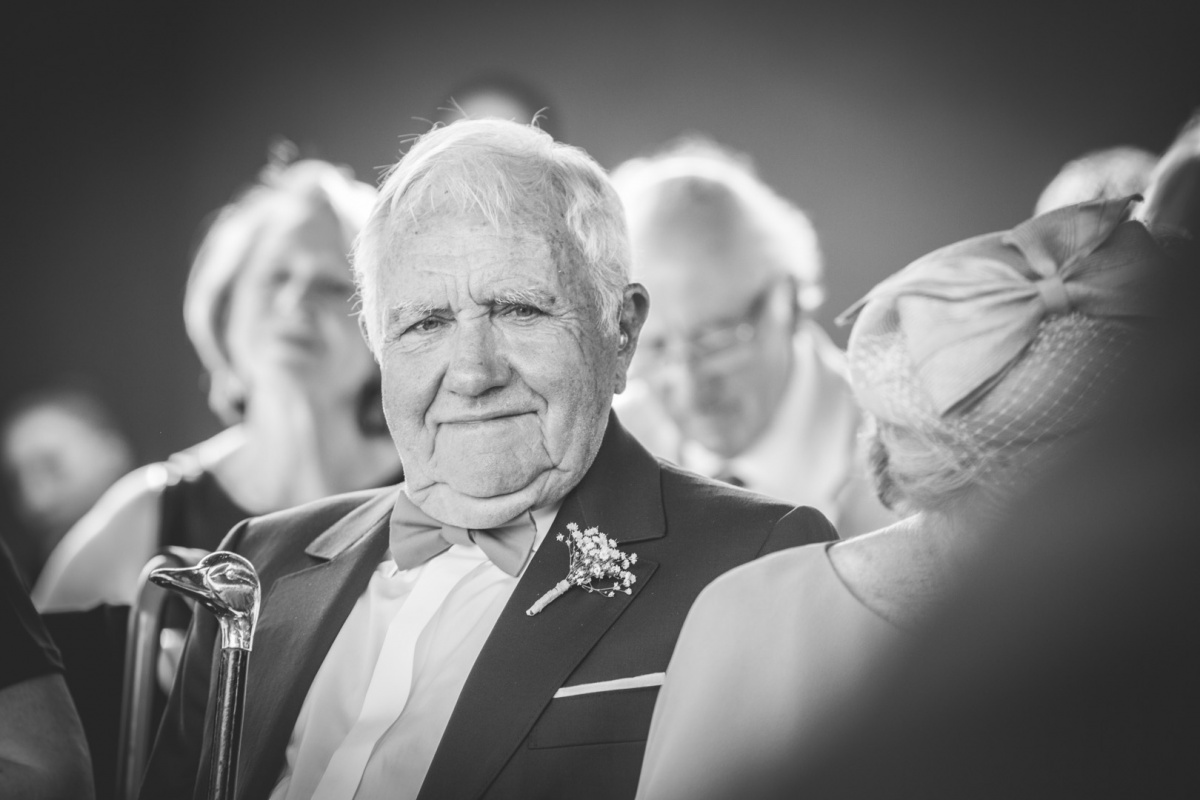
[156,451,405,551]
[155,452,403,631]
[158,458,253,553]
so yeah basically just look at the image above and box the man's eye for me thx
[501,304,542,319]
[408,317,447,334]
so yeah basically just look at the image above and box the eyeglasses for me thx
[639,277,796,369]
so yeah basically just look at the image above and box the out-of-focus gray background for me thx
[3,0,1195,464]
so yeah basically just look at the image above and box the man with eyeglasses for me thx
[611,140,894,537]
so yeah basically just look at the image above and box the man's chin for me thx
[407,479,549,529]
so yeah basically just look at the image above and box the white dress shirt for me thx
[268,501,561,800]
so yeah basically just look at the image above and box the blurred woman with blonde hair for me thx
[35,156,402,612]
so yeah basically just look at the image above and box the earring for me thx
[619,332,629,348]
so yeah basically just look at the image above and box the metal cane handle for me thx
[150,551,261,651]
[150,551,261,800]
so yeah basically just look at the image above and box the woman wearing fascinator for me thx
[34,152,403,613]
[634,194,1170,800]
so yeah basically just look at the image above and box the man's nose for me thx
[443,320,509,397]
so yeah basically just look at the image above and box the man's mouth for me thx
[439,410,533,425]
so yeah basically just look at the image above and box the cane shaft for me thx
[209,647,249,800]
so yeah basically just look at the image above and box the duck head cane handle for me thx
[151,552,260,800]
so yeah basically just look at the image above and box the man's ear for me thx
[614,283,650,395]
[356,313,380,363]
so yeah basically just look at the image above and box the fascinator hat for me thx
[837,196,1166,512]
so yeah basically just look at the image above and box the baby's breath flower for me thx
[526,522,640,616]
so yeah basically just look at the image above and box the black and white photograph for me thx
[2,1,1197,798]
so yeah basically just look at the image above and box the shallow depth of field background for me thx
[4,0,1195,471]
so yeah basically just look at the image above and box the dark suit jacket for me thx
[141,414,836,800]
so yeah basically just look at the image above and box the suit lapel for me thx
[418,413,664,800]
[234,492,394,800]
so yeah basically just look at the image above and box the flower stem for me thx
[527,579,571,616]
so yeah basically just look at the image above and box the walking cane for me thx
[150,552,261,800]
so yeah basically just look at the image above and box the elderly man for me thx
[611,141,893,537]
[140,120,834,800]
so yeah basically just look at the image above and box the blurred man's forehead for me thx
[635,220,782,322]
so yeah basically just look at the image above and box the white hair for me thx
[1035,146,1158,216]
[609,138,824,311]
[353,119,630,353]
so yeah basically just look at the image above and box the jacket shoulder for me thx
[657,459,838,548]
[658,459,794,517]
[229,486,395,561]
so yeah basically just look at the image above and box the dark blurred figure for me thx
[1,386,134,583]
[733,123,1200,800]
[1137,109,1200,258]
[434,71,564,141]
[764,238,1198,800]
[1035,145,1157,215]
[0,538,94,799]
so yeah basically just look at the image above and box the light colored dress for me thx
[635,543,900,800]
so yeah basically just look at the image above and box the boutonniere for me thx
[526,523,638,616]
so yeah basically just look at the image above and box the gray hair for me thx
[1035,146,1158,216]
[354,119,630,353]
[610,138,824,311]
[183,159,377,423]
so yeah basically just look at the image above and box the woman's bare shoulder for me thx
[32,464,170,610]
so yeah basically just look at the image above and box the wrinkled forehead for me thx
[382,204,575,278]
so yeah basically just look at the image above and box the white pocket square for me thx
[553,672,666,698]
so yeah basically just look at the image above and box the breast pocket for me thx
[528,685,660,749]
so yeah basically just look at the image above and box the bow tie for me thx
[389,491,537,577]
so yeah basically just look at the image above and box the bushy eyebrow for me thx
[385,301,444,331]
[492,288,558,309]
[385,289,559,328]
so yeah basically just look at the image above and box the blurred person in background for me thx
[434,71,565,141]
[34,157,403,613]
[0,538,94,800]
[29,155,404,800]
[757,126,1200,800]
[1034,145,1157,215]
[1,386,135,584]
[611,140,893,537]
[635,194,1169,800]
